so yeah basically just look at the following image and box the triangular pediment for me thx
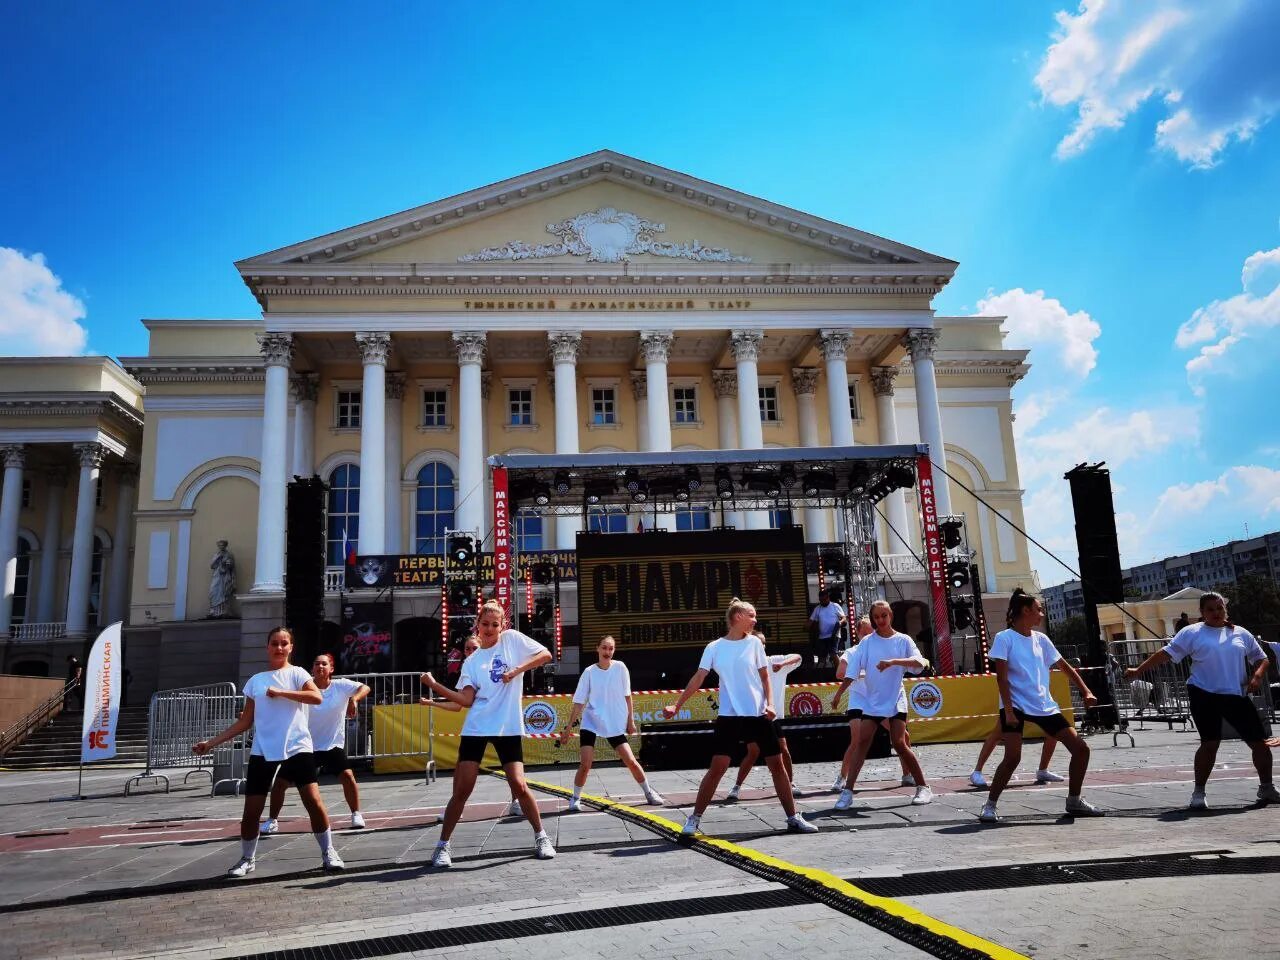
[237,150,955,274]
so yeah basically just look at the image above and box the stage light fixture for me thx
[947,559,970,589]
[449,581,475,613]
[802,468,836,497]
[684,467,702,493]
[630,478,649,503]
[584,478,614,505]
[714,465,735,499]
[779,464,797,489]
[532,562,554,586]
[532,482,551,506]
[940,518,964,549]
[886,461,916,491]
[951,597,973,630]
[624,468,643,494]
[553,470,572,496]
[847,462,871,494]
[745,471,781,498]
[448,534,475,567]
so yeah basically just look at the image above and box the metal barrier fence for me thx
[124,683,244,796]
[337,672,436,783]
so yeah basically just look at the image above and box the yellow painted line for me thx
[502,770,1028,960]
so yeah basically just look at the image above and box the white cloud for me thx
[976,287,1101,377]
[1035,0,1280,168]
[0,248,90,355]
[1020,405,1198,484]
[1154,465,1280,518]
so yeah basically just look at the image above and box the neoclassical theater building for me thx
[0,151,1036,694]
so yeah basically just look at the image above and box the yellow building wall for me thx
[184,475,259,619]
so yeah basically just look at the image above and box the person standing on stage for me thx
[663,598,818,837]
[979,590,1104,822]
[260,652,371,834]
[1126,591,1279,809]
[420,600,556,867]
[969,723,1061,789]
[559,635,666,810]
[834,601,933,808]
[726,628,802,801]
[808,588,846,668]
[194,627,343,877]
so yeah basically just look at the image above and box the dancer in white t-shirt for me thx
[193,627,342,878]
[726,628,802,801]
[559,635,665,810]
[833,601,933,808]
[420,600,556,867]
[664,598,818,837]
[261,651,371,834]
[1126,591,1278,809]
[830,616,914,792]
[980,590,1104,822]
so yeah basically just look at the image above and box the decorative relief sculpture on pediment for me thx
[457,207,753,264]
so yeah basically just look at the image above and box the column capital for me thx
[710,369,737,399]
[452,331,487,366]
[0,444,25,469]
[791,367,819,396]
[639,330,674,364]
[629,369,647,400]
[480,370,492,400]
[818,328,853,362]
[903,327,940,362]
[385,372,407,401]
[547,330,583,365]
[729,329,764,363]
[290,372,319,404]
[355,331,392,366]
[870,365,899,397]
[257,332,295,368]
[74,442,109,470]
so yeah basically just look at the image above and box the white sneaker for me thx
[969,771,988,788]
[350,811,366,830]
[901,774,917,787]
[645,790,666,806]
[725,784,741,803]
[787,814,819,833]
[831,775,847,793]
[681,813,701,836]
[567,797,582,812]
[978,802,999,823]
[834,789,855,811]
[1036,769,1065,783]
[431,842,452,868]
[1257,783,1280,804]
[911,786,934,805]
[1065,796,1104,817]
[1189,790,1208,810]
[322,847,345,871]
[226,857,255,878]
[534,834,557,860]
[507,799,524,818]
[258,819,278,835]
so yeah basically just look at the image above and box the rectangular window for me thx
[587,506,629,534]
[20,477,30,509]
[673,386,698,423]
[95,476,104,508]
[847,380,860,421]
[591,387,617,425]
[675,505,712,531]
[758,385,780,423]
[422,389,448,427]
[508,388,533,426]
[336,389,362,428]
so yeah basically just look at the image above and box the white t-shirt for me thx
[458,630,548,737]
[573,661,632,738]
[843,632,926,717]
[308,677,364,752]
[767,654,801,718]
[244,665,314,761]
[988,628,1062,716]
[810,601,845,637]
[839,649,869,711]
[699,635,768,717]
[1163,623,1266,696]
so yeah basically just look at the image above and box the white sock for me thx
[535,829,548,840]
[572,785,582,800]
[436,838,450,848]
[314,828,332,853]
[241,837,258,861]
[641,779,654,794]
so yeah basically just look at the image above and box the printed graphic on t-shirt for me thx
[488,657,509,683]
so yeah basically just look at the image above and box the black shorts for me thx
[316,747,352,775]
[845,708,864,720]
[771,718,787,741]
[1187,685,1265,742]
[458,735,523,766]
[711,715,780,759]
[862,712,908,724]
[813,634,838,655]
[245,753,317,796]
[1001,709,1070,737]
[580,729,628,749]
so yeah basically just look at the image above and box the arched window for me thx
[586,506,629,534]
[11,537,32,626]
[415,462,455,555]
[327,464,360,566]
[89,536,105,625]
[675,506,712,531]
[515,508,543,552]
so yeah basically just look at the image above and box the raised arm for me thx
[502,647,553,685]
[267,678,322,705]
[420,671,477,708]
[193,698,255,754]
[1125,649,1172,679]
[663,668,710,719]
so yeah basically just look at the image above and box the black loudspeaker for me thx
[1066,465,1124,604]
[286,477,328,664]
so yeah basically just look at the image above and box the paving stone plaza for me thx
[2,727,1276,960]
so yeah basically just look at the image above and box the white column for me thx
[791,368,830,542]
[453,332,487,538]
[711,370,743,529]
[252,332,293,593]
[355,332,390,554]
[904,328,952,516]
[630,371,650,453]
[36,468,66,624]
[820,329,855,446]
[731,329,768,530]
[1123,607,1136,642]
[290,373,318,478]
[871,366,911,550]
[0,445,26,636]
[107,464,137,624]
[549,331,583,549]
[66,442,108,637]
[640,331,674,531]
[384,372,405,553]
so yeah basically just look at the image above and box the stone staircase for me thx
[2,707,150,769]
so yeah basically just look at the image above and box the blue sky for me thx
[3,1,1279,585]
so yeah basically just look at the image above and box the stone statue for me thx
[209,540,237,617]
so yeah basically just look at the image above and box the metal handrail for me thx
[0,678,77,757]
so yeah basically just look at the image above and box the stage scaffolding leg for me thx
[837,498,880,621]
